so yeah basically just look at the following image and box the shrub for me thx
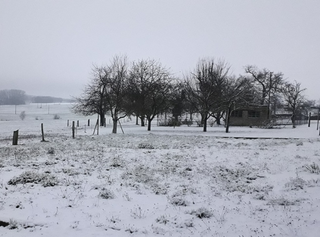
[19,111,26,120]
[285,177,306,190]
[306,178,320,187]
[189,207,213,219]
[132,165,154,184]
[304,163,320,174]
[170,197,188,206]
[130,206,146,219]
[53,114,60,120]
[8,171,58,187]
[125,226,138,234]
[150,183,168,195]
[109,156,124,168]
[8,219,19,230]
[158,118,181,127]
[181,119,193,126]
[138,143,154,149]
[267,197,300,206]
[99,188,115,199]
[47,147,55,155]
[156,215,170,225]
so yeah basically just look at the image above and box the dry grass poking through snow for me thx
[0,133,320,236]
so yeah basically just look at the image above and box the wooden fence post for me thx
[88,119,90,127]
[12,130,19,145]
[72,121,75,139]
[67,120,69,127]
[41,123,46,142]
[77,120,79,127]
[317,109,320,130]
[308,112,311,127]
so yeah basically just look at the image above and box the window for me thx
[248,110,260,118]
[231,110,243,117]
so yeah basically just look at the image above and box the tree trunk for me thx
[140,116,145,127]
[164,112,167,125]
[261,87,267,105]
[216,117,221,125]
[147,118,152,131]
[308,112,311,127]
[291,114,296,128]
[203,119,207,132]
[201,113,208,132]
[215,111,223,125]
[100,114,106,126]
[225,108,231,133]
[112,119,117,133]
[174,114,179,124]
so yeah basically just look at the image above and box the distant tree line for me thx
[0,89,26,105]
[0,89,74,105]
[32,96,63,103]
[73,55,313,133]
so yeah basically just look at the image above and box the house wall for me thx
[229,106,269,126]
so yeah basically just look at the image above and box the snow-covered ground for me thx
[1,104,320,237]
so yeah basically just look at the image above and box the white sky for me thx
[1,0,319,100]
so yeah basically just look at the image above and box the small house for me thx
[229,105,269,126]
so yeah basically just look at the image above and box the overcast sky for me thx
[1,0,319,100]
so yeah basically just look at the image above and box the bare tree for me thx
[72,66,108,127]
[73,56,129,133]
[184,59,230,132]
[103,56,129,133]
[281,81,306,128]
[127,59,172,131]
[244,65,284,118]
[223,76,252,133]
[168,82,186,125]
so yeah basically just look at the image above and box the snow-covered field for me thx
[1,104,320,237]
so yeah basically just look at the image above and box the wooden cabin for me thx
[229,105,269,126]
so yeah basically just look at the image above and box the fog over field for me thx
[1,1,320,100]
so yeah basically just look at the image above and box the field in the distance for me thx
[0,103,320,237]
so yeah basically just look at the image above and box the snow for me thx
[0,104,320,237]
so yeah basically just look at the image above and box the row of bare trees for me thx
[73,56,173,133]
[245,65,307,128]
[183,60,252,132]
[73,56,309,133]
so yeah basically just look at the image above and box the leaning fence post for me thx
[97,118,99,135]
[12,130,19,145]
[72,121,75,139]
